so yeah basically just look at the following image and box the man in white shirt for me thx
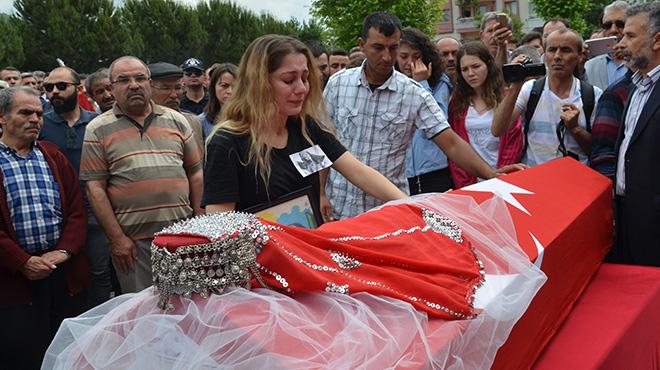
[492,28,603,166]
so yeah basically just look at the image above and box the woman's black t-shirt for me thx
[202,116,347,211]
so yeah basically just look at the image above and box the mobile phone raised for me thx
[585,36,618,58]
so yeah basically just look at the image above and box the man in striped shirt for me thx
[81,56,204,293]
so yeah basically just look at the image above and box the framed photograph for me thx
[244,187,323,229]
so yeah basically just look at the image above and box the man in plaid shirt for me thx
[324,12,521,219]
[0,87,89,369]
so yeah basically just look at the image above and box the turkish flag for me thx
[452,157,613,370]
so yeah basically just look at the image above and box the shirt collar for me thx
[112,101,164,119]
[357,61,398,91]
[45,107,97,127]
[631,64,660,91]
[0,140,36,158]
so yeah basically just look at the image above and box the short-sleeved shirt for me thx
[39,107,99,174]
[80,103,203,240]
[515,77,602,166]
[323,65,450,219]
[202,116,346,212]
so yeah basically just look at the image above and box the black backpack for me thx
[522,77,596,155]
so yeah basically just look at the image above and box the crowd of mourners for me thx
[0,2,659,368]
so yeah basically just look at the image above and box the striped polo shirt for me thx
[80,103,203,240]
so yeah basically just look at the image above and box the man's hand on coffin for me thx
[495,163,528,176]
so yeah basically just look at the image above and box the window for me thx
[504,1,518,16]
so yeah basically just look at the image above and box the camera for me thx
[502,58,546,83]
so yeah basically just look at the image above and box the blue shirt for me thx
[39,108,98,174]
[0,142,62,254]
[406,74,452,177]
[606,54,629,89]
[199,112,214,140]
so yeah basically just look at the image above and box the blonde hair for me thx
[209,34,333,186]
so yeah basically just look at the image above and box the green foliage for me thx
[13,0,131,72]
[531,0,593,35]
[0,15,24,67]
[5,0,322,72]
[311,0,446,50]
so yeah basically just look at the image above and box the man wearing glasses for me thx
[179,57,209,115]
[39,66,111,307]
[148,62,204,154]
[585,1,630,90]
[80,56,204,294]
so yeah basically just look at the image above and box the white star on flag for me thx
[530,233,545,268]
[462,178,535,215]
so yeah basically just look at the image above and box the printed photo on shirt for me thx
[290,145,332,178]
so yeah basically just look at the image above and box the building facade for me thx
[437,0,545,41]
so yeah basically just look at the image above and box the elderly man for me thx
[479,11,513,65]
[492,28,603,166]
[612,3,660,266]
[585,1,630,90]
[38,67,114,307]
[148,62,204,151]
[0,87,89,369]
[81,56,204,293]
[323,12,520,220]
[435,36,461,81]
[85,70,115,113]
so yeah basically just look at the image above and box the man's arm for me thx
[86,180,136,274]
[187,168,204,216]
[492,81,524,137]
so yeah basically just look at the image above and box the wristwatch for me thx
[58,249,72,258]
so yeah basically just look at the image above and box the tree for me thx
[13,0,133,72]
[0,15,25,67]
[531,0,593,35]
[118,0,208,65]
[311,0,445,49]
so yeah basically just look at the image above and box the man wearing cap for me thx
[81,56,204,294]
[149,62,204,153]
[180,58,209,115]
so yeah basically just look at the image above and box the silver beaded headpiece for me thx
[151,212,271,310]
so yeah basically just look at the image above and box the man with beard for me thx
[612,3,660,266]
[80,56,204,293]
[435,36,461,81]
[179,58,209,115]
[85,71,115,113]
[148,62,204,153]
[39,67,112,307]
[585,1,630,90]
[492,28,603,166]
[323,12,522,220]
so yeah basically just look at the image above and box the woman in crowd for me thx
[200,63,237,139]
[448,42,522,188]
[397,27,455,194]
[202,34,406,215]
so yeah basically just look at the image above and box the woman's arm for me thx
[332,152,407,201]
[206,203,236,214]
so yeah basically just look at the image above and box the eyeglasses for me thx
[111,75,150,86]
[602,20,625,29]
[43,82,77,92]
[184,70,202,77]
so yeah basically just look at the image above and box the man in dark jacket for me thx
[0,86,89,369]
